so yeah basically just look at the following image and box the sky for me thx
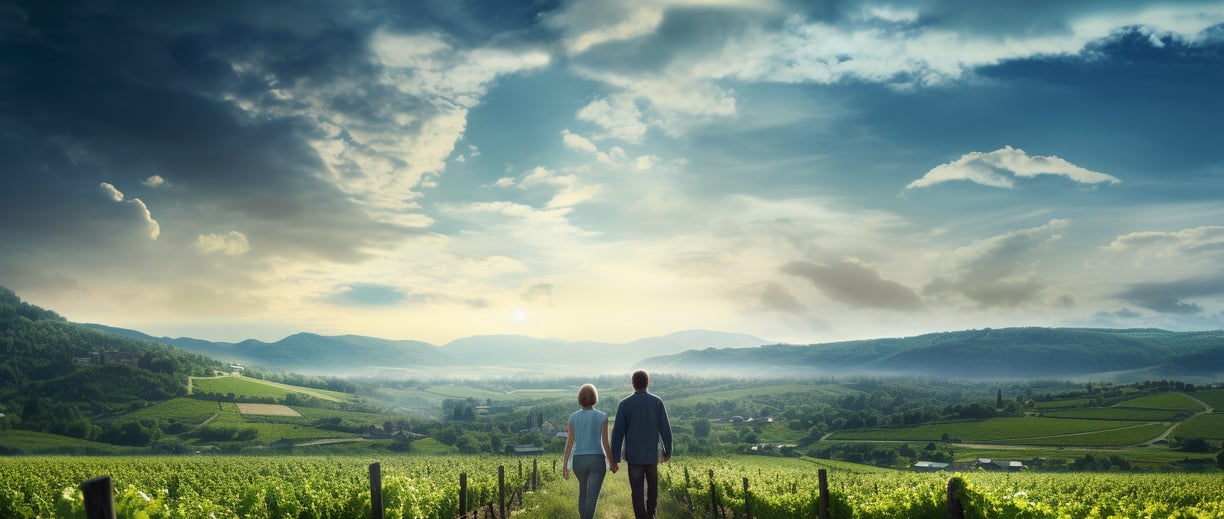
[2,0,1223,346]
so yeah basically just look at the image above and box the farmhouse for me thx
[947,458,1025,472]
[912,461,950,472]
[505,444,544,456]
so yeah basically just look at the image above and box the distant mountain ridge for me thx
[640,327,1224,382]
[80,324,771,377]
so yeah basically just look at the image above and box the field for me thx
[668,383,856,407]
[1041,407,1184,421]
[827,417,1158,444]
[190,376,349,402]
[3,453,1221,518]
[1192,388,1224,409]
[236,403,302,417]
[660,456,1224,518]
[1116,392,1205,412]
[993,422,1168,446]
[0,455,543,518]
[1171,413,1224,440]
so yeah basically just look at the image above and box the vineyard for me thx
[4,455,1222,518]
[660,456,1224,518]
[0,455,550,518]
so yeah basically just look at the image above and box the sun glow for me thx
[510,308,528,323]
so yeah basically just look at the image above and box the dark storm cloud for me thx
[1117,278,1224,315]
[0,0,419,266]
[781,259,924,311]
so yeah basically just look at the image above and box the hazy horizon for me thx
[2,1,1222,346]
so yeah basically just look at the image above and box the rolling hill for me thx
[641,327,1224,381]
[82,324,771,377]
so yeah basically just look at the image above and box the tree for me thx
[1180,437,1212,453]
[693,419,711,438]
[1216,449,1224,469]
[997,389,1003,408]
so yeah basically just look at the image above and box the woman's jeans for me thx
[571,454,607,519]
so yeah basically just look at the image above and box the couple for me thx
[561,369,672,519]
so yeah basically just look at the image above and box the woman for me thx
[562,383,619,519]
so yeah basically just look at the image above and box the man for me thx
[610,369,673,519]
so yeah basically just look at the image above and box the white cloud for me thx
[99,182,160,240]
[631,154,658,171]
[906,146,1120,190]
[446,201,591,238]
[100,182,124,202]
[142,175,167,188]
[545,0,666,55]
[554,2,1224,137]
[577,95,649,142]
[518,166,602,208]
[244,29,551,229]
[1106,226,1224,265]
[561,129,598,153]
[197,231,251,256]
[130,199,160,240]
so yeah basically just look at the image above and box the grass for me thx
[1032,397,1095,410]
[423,384,571,401]
[123,397,224,424]
[1191,388,1224,410]
[994,422,1167,446]
[947,444,1215,467]
[191,375,350,402]
[1170,413,1224,440]
[1116,392,1205,412]
[0,430,139,455]
[668,383,849,407]
[828,417,1152,444]
[1042,407,1185,421]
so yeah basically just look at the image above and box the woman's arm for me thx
[601,417,618,473]
[562,421,575,480]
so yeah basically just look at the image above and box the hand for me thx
[563,467,570,480]
[661,454,671,463]
[610,461,619,473]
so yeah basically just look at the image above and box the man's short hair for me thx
[631,370,649,390]
[578,384,598,407]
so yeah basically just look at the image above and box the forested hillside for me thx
[644,327,1224,380]
[0,287,224,443]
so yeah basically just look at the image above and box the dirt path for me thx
[517,468,685,518]
[1141,392,1214,446]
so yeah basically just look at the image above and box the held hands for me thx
[609,461,619,473]
[661,454,671,463]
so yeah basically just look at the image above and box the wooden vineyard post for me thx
[459,473,468,517]
[683,467,692,506]
[532,458,538,492]
[81,475,115,519]
[708,469,720,514]
[499,465,506,519]
[369,463,383,519]
[947,477,965,519]
[818,469,829,519]
[743,477,751,519]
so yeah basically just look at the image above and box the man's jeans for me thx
[627,462,659,519]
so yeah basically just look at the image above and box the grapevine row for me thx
[661,459,1224,519]
[0,455,553,518]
